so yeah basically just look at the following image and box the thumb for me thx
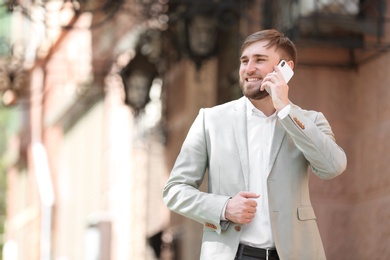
[238,191,260,199]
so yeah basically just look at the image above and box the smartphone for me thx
[264,60,294,96]
[277,60,294,83]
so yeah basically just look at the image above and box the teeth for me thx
[247,78,260,82]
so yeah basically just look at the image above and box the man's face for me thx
[239,40,281,100]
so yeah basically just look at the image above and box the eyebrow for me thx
[240,54,269,61]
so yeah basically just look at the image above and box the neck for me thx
[249,96,276,117]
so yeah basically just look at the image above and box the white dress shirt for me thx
[220,98,291,249]
[239,98,277,248]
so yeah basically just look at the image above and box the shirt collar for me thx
[245,97,277,119]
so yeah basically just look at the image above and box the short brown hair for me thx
[241,29,297,65]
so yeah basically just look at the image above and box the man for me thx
[163,29,347,260]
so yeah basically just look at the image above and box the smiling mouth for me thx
[246,77,261,82]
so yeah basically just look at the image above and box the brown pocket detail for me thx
[205,222,217,230]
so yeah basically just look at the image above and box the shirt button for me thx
[234,225,241,232]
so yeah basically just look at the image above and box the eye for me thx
[240,59,248,65]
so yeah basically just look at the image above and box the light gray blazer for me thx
[163,97,347,260]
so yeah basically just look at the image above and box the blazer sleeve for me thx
[162,109,231,234]
[279,105,347,179]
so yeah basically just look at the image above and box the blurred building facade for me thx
[0,0,389,260]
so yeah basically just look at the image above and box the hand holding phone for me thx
[264,60,294,96]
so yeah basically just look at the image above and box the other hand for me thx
[225,191,260,224]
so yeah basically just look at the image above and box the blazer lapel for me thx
[268,120,286,176]
[233,97,250,191]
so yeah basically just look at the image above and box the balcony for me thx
[264,0,389,68]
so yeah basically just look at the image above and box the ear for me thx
[287,60,295,70]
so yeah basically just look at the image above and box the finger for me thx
[238,191,260,199]
[260,82,265,91]
[273,65,286,82]
[261,80,272,92]
[246,199,258,208]
[244,213,256,223]
[247,207,257,213]
[264,71,276,82]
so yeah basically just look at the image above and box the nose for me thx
[245,60,257,74]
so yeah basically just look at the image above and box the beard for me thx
[239,79,269,100]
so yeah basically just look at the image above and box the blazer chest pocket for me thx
[297,206,317,221]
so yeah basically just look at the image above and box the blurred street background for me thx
[0,0,389,259]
